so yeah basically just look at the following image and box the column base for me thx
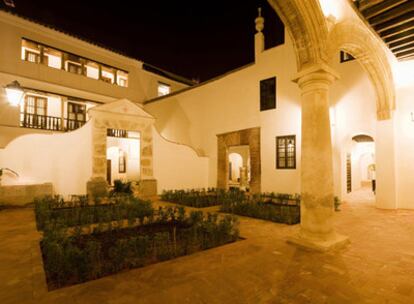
[287,232,349,252]
[137,179,157,198]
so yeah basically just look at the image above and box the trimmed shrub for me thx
[39,205,239,290]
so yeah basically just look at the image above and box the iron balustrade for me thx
[107,128,128,138]
[20,113,61,131]
[20,113,86,132]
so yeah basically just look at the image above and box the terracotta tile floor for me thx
[1,188,414,304]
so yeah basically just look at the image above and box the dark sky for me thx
[1,0,284,82]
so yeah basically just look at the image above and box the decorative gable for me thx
[89,98,154,120]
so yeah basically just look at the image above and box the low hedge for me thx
[160,188,228,208]
[40,206,239,289]
[221,192,301,225]
[34,195,153,231]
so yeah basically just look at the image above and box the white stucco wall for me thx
[329,59,377,199]
[394,79,414,209]
[0,121,92,197]
[146,30,303,195]
[152,127,208,193]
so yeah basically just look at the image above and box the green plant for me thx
[334,196,341,211]
[110,179,133,196]
[39,204,240,290]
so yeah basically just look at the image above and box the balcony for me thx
[20,113,86,132]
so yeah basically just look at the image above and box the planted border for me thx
[35,196,240,290]
[160,188,228,208]
[221,192,301,225]
[34,195,153,230]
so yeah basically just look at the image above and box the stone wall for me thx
[0,183,53,206]
[88,101,157,198]
[217,127,261,193]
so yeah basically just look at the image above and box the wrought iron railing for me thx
[20,113,62,131]
[20,113,86,132]
[107,128,128,138]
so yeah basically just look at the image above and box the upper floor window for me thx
[21,39,41,63]
[43,46,62,69]
[276,135,296,169]
[158,82,170,96]
[21,38,128,87]
[101,65,115,84]
[117,70,128,87]
[260,77,276,111]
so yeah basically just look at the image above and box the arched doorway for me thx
[228,146,251,191]
[347,135,376,196]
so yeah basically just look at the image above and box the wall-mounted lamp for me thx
[5,81,24,107]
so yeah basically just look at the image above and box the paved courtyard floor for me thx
[1,188,414,304]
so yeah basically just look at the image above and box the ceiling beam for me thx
[398,53,414,60]
[380,20,414,37]
[393,42,414,54]
[375,12,414,32]
[369,2,414,27]
[394,47,414,58]
[389,36,414,49]
[385,28,414,43]
[362,0,408,19]
[358,0,384,11]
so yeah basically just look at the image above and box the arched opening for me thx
[348,135,376,197]
[228,145,250,191]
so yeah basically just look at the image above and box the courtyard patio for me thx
[0,189,413,304]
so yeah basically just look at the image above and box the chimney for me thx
[255,7,265,61]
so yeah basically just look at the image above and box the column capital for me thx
[292,63,340,92]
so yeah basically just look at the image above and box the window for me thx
[85,61,99,79]
[67,102,86,130]
[43,47,62,69]
[158,82,170,96]
[117,70,128,87]
[65,54,83,75]
[340,51,355,63]
[20,38,129,87]
[276,135,296,169]
[119,150,126,173]
[260,77,276,111]
[21,95,48,129]
[101,65,115,84]
[21,39,41,63]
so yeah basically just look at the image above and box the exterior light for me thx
[5,80,24,107]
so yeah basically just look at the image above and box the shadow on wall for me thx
[0,121,93,197]
[147,99,199,153]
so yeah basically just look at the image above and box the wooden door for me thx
[106,159,112,185]
[346,153,352,193]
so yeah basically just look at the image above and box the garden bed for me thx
[37,200,240,290]
[160,188,228,208]
[220,192,301,225]
[34,195,153,230]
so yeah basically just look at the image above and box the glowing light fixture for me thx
[5,80,24,107]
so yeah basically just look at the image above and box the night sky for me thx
[1,0,284,82]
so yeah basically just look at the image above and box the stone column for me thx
[289,64,349,251]
[138,123,157,197]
